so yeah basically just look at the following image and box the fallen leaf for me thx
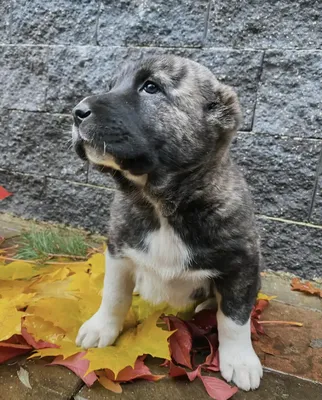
[0,186,12,200]
[200,375,238,400]
[164,315,193,368]
[96,371,122,393]
[26,298,82,341]
[0,336,32,363]
[0,261,39,280]
[115,357,164,382]
[84,312,174,377]
[168,361,237,400]
[22,316,65,345]
[21,326,59,349]
[17,366,32,389]
[0,300,26,341]
[257,292,277,301]
[186,309,218,336]
[30,340,82,360]
[0,279,27,299]
[187,366,202,382]
[50,352,97,387]
[291,278,322,298]
[168,361,188,378]
[131,295,186,324]
[204,334,219,367]
[252,299,270,318]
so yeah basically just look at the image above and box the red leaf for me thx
[251,319,265,337]
[168,361,188,378]
[164,316,193,368]
[251,300,269,339]
[0,336,32,363]
[115,357,164,382]
[0,346,31,363]
[50,352,97,387]
[160,359,170,368]
[251,300,269,319]
[187,366,201,382]
[291,277,322,298]
[168,362,201,381]
[21,327,59,350]
[200,375,238,400]
[0,186,12,200]
[204,350,220,372]
[187,309,218,337]
[204,334,219,365]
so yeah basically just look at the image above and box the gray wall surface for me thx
[0,0,321,279]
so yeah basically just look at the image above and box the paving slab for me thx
[261,271,322,312]
[255,301,322,383]
[77,368,322,400]
[0,357,82,400]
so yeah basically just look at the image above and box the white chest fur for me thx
[125,216,214,308]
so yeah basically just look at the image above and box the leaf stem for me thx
[257,321,303,327]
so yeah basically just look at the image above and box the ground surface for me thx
[0,214,322,400]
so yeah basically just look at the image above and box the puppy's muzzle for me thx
[73,102,92,128]
[72,96,156,176]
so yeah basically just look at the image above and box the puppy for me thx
[72,55,263,391]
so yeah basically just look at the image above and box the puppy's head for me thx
[72,55,241,181]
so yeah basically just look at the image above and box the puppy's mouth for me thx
[72,125,155,178]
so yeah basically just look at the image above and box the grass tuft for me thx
[16,228,90,260]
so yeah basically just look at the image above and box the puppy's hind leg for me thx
[76,250,134,349]
[215,267,262,391]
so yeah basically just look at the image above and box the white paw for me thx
[76,312,122,349]
[219,343,263,391]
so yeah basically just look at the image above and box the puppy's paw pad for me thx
[220,346,263,391]
[76,313,121,349]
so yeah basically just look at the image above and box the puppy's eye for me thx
[142,81,160,94]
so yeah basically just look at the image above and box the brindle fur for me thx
[73,55,261,325]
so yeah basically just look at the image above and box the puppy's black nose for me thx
[72,103,92,125]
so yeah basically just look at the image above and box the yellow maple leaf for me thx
[30,339,83,360]
[0,260,39,280]
[84,312,174,377]
[88,253,105,279]
[77,291,102,323]
[67,271,92,295]
[30,278,75,300]
[123,307,138,331]
[27,298,82,341]
[23,316,65,344]
[10,293,36,309]
[65,261,92,275]
[257,292,277,301]
[0,300,26,341]
[31,266,71,285]
[131,295,192,324]
[0,279,27,299]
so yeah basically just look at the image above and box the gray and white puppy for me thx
[72,55,263,391]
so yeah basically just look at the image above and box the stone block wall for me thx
[1,0,321,279]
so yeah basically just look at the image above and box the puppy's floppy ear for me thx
[207,82,242,134]
[206,83,241,161]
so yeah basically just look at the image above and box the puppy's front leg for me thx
[76,250,134,349]
[215,270,263,391]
